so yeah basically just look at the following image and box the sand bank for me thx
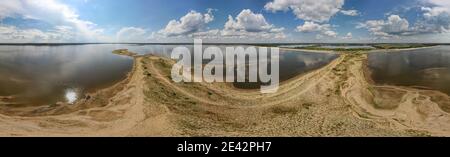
[0,50,450,136]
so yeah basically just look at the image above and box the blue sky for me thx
[0,0,449,43]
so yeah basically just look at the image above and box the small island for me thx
[112,49,138,57]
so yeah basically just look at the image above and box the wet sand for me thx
[1,50,450,136]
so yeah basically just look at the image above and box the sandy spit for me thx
[0,50,450,136]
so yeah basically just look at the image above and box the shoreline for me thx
[228,55,342,92]
[347,53,450,136]
[279,47,337,54]
[363,59,448,95]
[0,51,138,117]
[255,46,338,54]
[2,49,450,136]
[75,53,138,103]
[280,45,439,54]
[368,45,438,53]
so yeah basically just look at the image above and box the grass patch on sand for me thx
[113,49,137,57]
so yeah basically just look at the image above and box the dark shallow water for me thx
[0,44,338,106]
[368,46,450,95]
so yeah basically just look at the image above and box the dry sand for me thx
[1,50,450,136]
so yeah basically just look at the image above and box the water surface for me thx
[368,46,450,95]
[232,49,338,89]
[0,44,338,106]
[0,45,134,105]
[128,45,338,89]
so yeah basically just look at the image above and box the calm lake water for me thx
[0,45,134,106]
[0,44,337,106]
[128,45,337,89]
[232,49,337,89]
[368,46,450,95]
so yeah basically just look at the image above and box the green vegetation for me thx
[372,43,436,49]
[112,49,137,57]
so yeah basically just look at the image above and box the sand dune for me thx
[1,50,450,136]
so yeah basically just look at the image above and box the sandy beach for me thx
[1,49,450,136]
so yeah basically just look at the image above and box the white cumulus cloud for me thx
[340,10,359,16]
[116,27,151,42]
[158,10,214,37]
[422,0,450,17]
[0,25,78,42]
[357,15,410,38]
[343,32,352,39]
[224,9,276,32]
[296,21,337,37]
[221,9,285,39]
[417,0,450,33]
[265,0,345,23]
[0,0,108,42]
